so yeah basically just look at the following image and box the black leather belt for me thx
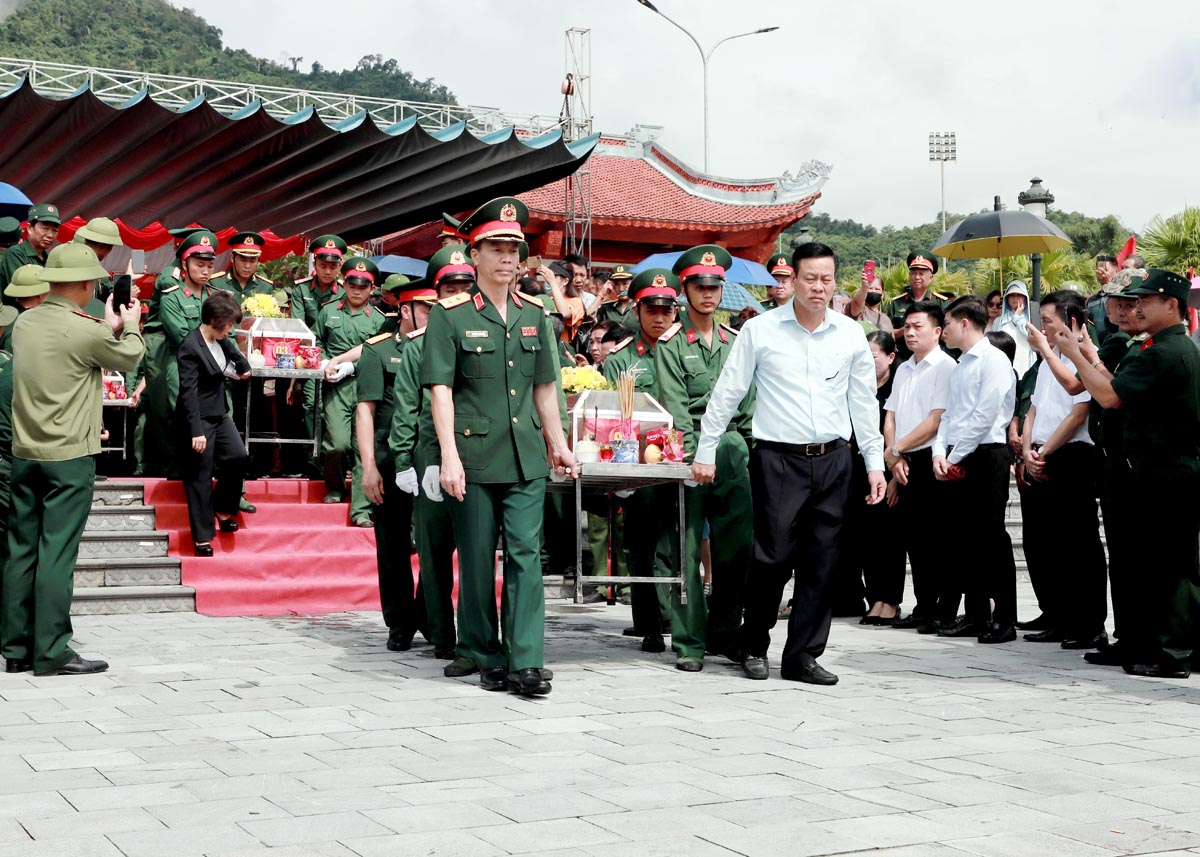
[758,438,848,457]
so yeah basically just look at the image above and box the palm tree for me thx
[969,248,1095,296]
[1140,208,1200,274]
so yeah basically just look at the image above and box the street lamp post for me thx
[635,0,778,173]
[1018,177,1056,302]
[928,131,957,235]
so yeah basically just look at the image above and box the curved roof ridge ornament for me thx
[641,140,831,206]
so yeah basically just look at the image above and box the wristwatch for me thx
[891,444,902,459]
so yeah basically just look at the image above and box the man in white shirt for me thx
[884,301,956,630]
[932,296,1018,644]
[692,242,885,685]
[1020,291,1108,650]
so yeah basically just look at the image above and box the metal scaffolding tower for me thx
[560,28,593,261]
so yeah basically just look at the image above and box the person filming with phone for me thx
[848,262,893,334]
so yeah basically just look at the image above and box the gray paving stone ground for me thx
[1,579,1199,857]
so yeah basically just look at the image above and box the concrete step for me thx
[74,557,181,588]
[92,480,145,507]
[72,585,195,615]
[85,505,157,533]
[77,530,169,560]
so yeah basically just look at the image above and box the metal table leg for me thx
[678,481,687,606]
[572,474,583,604]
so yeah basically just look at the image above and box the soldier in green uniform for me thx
[761,253,794,311]
[0,308,14,605]
[439,213,466,248]
[421,197,574,696]
[314,256,385,517]
[72,217,123,307]
[594,264,635,325]
[355,273,439,651]
[390,247,477,669]
[1,243,144,675]
[602,267,680,654]
[289,235,347,450]
[0,217,22,268]
[0,265,49,353]
[657,245,755,671]
[0,204,59,301]
[888,253,951,355]
[1059,269,1200,679]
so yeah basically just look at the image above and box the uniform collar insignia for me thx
[686,328,698,344]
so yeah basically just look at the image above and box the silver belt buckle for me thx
[804,442,824,456]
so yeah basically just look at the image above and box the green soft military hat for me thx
[37,243,108,282]
[73,216,123,247]
[1121,268,1191,302]
[458,196,528,245]
[229,231,266,257]
[4,263,48,297]
[766,253,794,276]
[673,244,733,285]
[27,203,61,226]
[610,263,633,282]
[629,267,679,307]
[179,230,219,261]
[0,216,23,244]
[309,234,348,262]
[426,245,476,286]
[341,256,380,287]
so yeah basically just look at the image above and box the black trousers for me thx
[181,416,247,544]
[836,453,905,608]
[1099,452,1141,651]
[939,444,1017,626]
[374,458,425,637]
[741,442,852,666]
[1020,443,1107,638]
[897,448,945,619]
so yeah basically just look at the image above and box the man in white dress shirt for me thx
[692,242,885,685]
[932,296,1018,644]
[883,301,956,631]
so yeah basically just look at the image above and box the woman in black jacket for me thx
[176,291,251,556]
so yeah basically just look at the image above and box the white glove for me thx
[330,361,355,382]
[683,479,699,488]
[394,467,418,496]
[614,489,634,498]
[421,466,443,502]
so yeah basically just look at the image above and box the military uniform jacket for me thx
[655,309,755,461]
[210,270,274,305]
[292,276,343,330]
[10,294,144,461]
[602,330,661,398]
[159,283,214,348]
[420,286,558,484]
[887,286,950,331]
[389,329,433,473]
[760,298,781,312]
[1089,332,1136,452]
[0,351,12,463]
[143,265,183,329]
[315,300,384,359]
[0,241,46,295]
[356,328,406,453]
[1109,324,1200,475]
[595,299,634,326]
[0,305,26,353]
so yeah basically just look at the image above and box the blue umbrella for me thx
[370,254,426,277]
[0,182,32,221]
[631,251,768,311]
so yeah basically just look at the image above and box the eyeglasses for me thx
[987,301,1002,308]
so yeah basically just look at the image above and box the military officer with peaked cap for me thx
[2,243,143,676]
[1059,268,1200,679]
[594,264,636,326]
[439,214,466,248]
[420,196,574,696]
[888,252,951,335]
[602,267,680,654]
[658,244,755,671]
[761,253,794,311]
[0,265,49,353]
[0,204,60,301]
[288,235,347,453]
[211,231,274,304]
[390,246,477,670]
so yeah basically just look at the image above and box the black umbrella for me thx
[933,209,1071,260]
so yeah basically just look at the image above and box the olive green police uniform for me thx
[2,245,144,674]
[0,203,58,300]
[1107,270,1200,675]
[315,259,385,510]
[659,247,756,667]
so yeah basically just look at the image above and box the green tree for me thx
[1045,210,1127,259]
[1139,208,1200,274]
[969,248,1096,295]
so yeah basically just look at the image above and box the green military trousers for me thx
[143,332,180,477]
[587,507,630,597]
[321,379,370,519]
[1,456,95,673]
[448,478,546,671]
[672,432,753,660]
[622,484,676,636]
[414,451,457,654]
[0,457,10,616]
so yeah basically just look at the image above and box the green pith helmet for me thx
[628,267,679,307]
[458,197,528,245]
[74,216,123,247]
[37,244,108,282]
[672,244,733,285]
[341,256,380,287]
[425,245,476,286]
[4,264,48,297]
[382,273,411,291]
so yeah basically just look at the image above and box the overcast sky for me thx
[190,0,1199,232]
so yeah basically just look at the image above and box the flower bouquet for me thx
[561,365,609,396]
[242,293,283,318]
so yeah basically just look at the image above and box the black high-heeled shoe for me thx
[217,517,239,533]
[194,543,214,557]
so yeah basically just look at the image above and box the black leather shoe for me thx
[1023,628,1065,643]
[675,657,703,672]
[35,655,108,676]
[480,666,509,691]
[622,626,640,637]
[194,543,214,557]
[640,634,665,653]
[859,615,881,626]
[780,660,839,685]
[238,497,257,513]
[508,668,552,695]
[937,619,982,638]
[1016,614,1050,631]
[387,631,415,652]
[217,517,239,533]
[433,648,456,660]
[1061,632,1108,650]
[916,620,944,635]
[443,656,478,677]
[1084,644,1128,666]
[742,656,769,680]
[1123,663,1191,679]
[5,659,31,673]
[978,623,1016,644]
[891,614,926,629]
